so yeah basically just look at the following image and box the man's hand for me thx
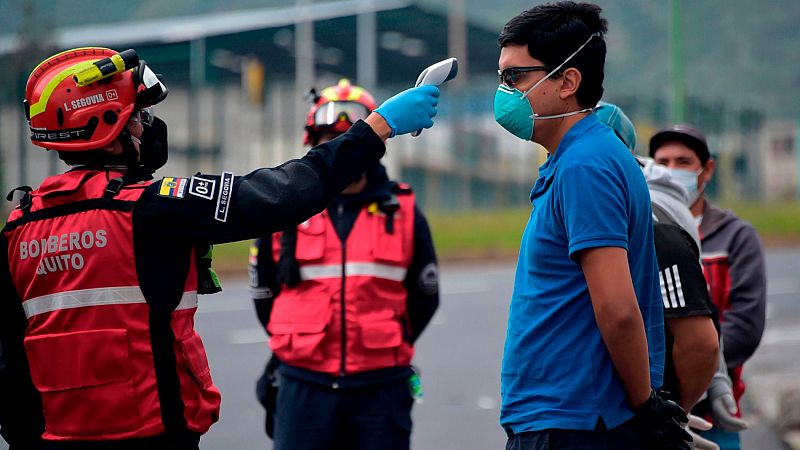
[686,414,720,450]
[708,378,748,432]
[372,85,440,138]
[636,390,692,450]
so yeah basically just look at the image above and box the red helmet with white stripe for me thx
[303,79,376,146]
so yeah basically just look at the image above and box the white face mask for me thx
[668,168,704,205]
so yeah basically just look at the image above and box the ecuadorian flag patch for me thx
[158,177,188,199]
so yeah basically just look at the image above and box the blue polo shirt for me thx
[500,114,664,433]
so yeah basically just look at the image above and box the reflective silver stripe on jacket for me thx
[23,287,198,318]
[299,263,407,282]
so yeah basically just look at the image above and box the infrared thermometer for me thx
[412,57,459,136]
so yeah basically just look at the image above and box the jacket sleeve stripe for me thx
[659,271,671,309]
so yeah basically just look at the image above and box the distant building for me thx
[759,120,798,201]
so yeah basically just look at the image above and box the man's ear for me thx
[701,158,716,184]
[558,67,582,100]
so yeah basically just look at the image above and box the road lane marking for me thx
[228,327,268,345]
[477,395,497,410]
[762,326,800,346]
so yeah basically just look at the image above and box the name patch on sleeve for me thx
[158,177,188,199]
[215,171,234,222]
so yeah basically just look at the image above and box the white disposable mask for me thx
[668,168,704,205]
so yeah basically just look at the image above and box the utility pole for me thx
[670,0,685,122]
[295,0,315,92]
[356,0,377,90]
[188,37,206,171]
[447,0,468,86]
[295,0,315,156]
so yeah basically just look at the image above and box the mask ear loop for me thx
[521,33,600,99]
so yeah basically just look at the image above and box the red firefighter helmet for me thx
[24,47,168,152]
[303,79,377,145]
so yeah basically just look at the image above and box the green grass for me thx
[210,208,532,273]
[718,201,800,239]
[211,202,800,273]
[426,208,529,258]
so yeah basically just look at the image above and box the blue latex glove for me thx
[374,85,440,137]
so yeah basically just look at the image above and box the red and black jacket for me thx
[4,170,219,441]
[0,120,386,449]
[699,201,766,409]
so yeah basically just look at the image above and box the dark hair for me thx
[498,1,608,107]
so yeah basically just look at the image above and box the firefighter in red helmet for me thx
[250,79,440,450]
[0,48,440,450]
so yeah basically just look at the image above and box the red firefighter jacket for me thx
[3,170,220,441]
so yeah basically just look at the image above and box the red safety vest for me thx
[3,170,220,441]
[268,191,415,376]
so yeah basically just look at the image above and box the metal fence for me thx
[2,76,797,215]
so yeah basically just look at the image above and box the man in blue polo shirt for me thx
[494,3,690,449]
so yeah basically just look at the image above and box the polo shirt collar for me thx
[530,114,600,202]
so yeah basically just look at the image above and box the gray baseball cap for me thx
[649,124,710,164]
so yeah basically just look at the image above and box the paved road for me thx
[2,249,797,449]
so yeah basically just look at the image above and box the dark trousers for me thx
[505,418,642,450]
[273,374,413,450]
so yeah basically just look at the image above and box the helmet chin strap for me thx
[117,127,151,180]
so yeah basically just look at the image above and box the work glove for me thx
[707,373,748,432]
[686,414,720,450]
[195,244,222,295]
[636,389,692,450]
[374,85,440,137]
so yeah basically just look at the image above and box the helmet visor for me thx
[313,101,371,127]
[131,107,154,126]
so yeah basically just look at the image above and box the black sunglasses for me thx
[498,66,552,88]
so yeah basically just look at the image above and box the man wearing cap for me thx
[650,125,766,450]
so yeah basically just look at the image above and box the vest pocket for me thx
[295,219,327,262]
[24,329,144,437]
[268,291,332,363]
[355,320,404,370]
[373,212,405,263]
[178,332,213,389]
[360,320,403,349]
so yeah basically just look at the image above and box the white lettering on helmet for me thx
[30,129,85,141]
[70,93,106,111]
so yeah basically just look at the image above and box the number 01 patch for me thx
[188,177,217,200]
